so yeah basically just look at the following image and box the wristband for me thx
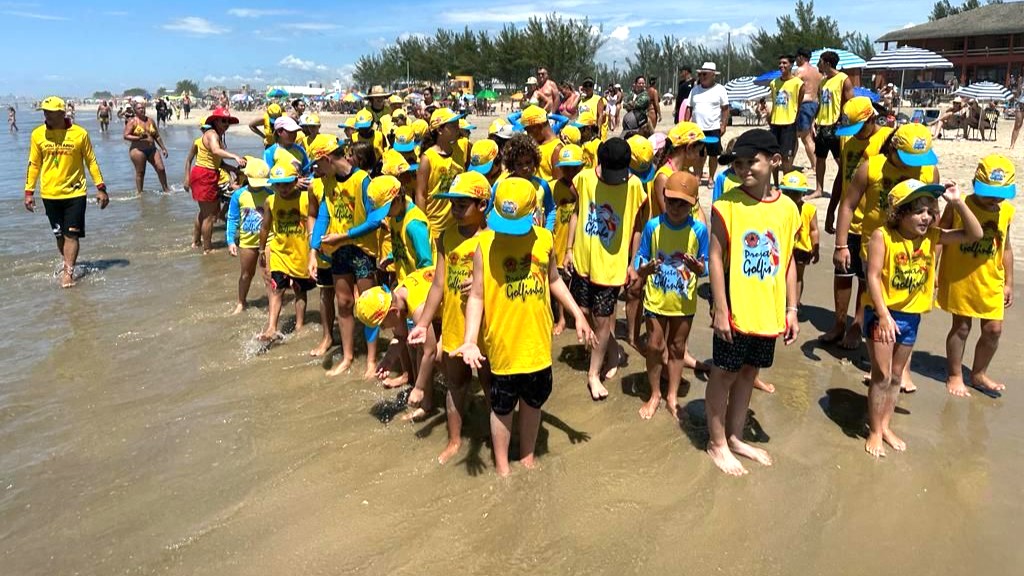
[96,184,107,193]
[834,245,848,250]
[786,307,799,312]
[24,190,34,197]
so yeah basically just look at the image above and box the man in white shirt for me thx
[685,61,730,181]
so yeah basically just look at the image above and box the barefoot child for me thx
[455,177,596,477]
[305,135,344,357]
[938,154,1016,398]
[552,144,584,335]
[408,170,493,463]
[371,175,433,281]
[706,129,801,476]
[225,157,272,314]
[258,162,314,341]
[863,179,982,457]
[634,171,709,420]
[779,170,820,304]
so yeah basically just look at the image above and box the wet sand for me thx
[1,111,1023,575]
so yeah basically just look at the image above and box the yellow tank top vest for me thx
[400,267,435,319]
[582,139,600,170]
[195,136,221,170]
[440,225,481,354]
[422,146,467,239]
[325,169,379,257]
[867,226,940,314]
[309,176,335,268]
[551,179,577,268]
[712,189,801,336]
[839,127,892,235]
[267,192,311,278]
[794,202,817,252]
[236,187,272,250]
[390,203,433,281]
[537,137,561,182]
[571,169,647,286]
[769,76,803,126]
[860,154,935,256]
[815,72,848,126]
[642,217,706,317]
[937,196,1015,320]
[578,94,603,122]
[478,227,554,375]
[262,114,276,148]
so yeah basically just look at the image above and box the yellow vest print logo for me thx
[741,229,781,280]
[583,201,621,247]
[502,254,546,302]
[892,249,930,292]
[959,220,1002,258]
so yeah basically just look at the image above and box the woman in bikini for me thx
[124,99,170,195]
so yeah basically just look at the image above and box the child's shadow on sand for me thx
[678,399,770,450]
[819,388,911,439]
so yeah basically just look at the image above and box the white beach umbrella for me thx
[955,81,1012,101]
[864,46,953,103]
[724,76,770,101]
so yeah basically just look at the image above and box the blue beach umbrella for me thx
[853,86,880,102]
[809,48,866,70]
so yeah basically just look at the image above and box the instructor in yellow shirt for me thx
[769,55,803,187]
[24,96,108,288]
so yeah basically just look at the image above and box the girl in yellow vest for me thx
[779,171,820,303]
[652,122,717,223]
[415,108,469,241]
[454,178,596,477]
[863,179,981,458]
[408,170,493,464]
[634,172,710,420]
[551,145,584,335]
[571,111,602,170]
[937,155,1016,398]
[225,157,273,315]
[258,162,314,343]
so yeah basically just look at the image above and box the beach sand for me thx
[2,104,1023,575]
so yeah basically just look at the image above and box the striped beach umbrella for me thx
[725,76,770,101]
[809,48,866,70]
[955,81,1012,101]
[864,46,953,70]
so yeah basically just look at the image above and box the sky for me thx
[0,0,927,97]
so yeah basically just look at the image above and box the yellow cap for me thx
[343,116,357,128]
[268,161,299,184]
[627,134,655,182]
[468,139,499,174]
[299,112,321,126]
[242,156,271,188]
[411,118,429,140]
[488,117,510,135]
[556,144,584,167]
[392,125,418,152]
[458,118,475,131]
[487,177,538,235]
[382,148,413,176]
[973,154,1017,199]
[392,108,407,119]
[561,125,581,145]
[573,111,597,127]
[367,175,403,211]
[521,105,548,128]
[429,107,463,130]
[267,103,283,117]
[306,134,339,161]
[887,178,945,210]
[354,286,393,327]
[437,170,492,200]
[779,170,810,193]
[667,121,707,147]
[891,123,937,167]
[37,96,66,112]
[354,108,374,129]
[388,94,404,105]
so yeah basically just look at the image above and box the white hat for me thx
[698,62,719,74]
[526,76,538,85]
[273,116,301,132]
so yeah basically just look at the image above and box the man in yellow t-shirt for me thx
[769,55,803,187]
[24,96,108,288]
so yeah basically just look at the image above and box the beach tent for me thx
[955,81,1012,101]
[725,76,771,101]
[809,48,866,70]
[475,89,498,100]
[266,87,289,98]
[753,70,781,87]
[864,46,953,102]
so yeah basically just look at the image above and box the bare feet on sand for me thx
[818,323,845,344]
[257,330,283,343]
[754,378,776,394]
[553,319,565,336]
[728,438,773,466]
[326,357,352,376]
[972,373,1006,393]
[882,428,906,452]
[603,343,624,380]
[838,326,862,350]
[946,375,972,397]
[639,395,661,419]
[401,406,432,422]
[231,303,245,316]
[520,455,538,470]
[707,444,748,476]
[865,432,886,458]
[381,372,409,389]
[587,376,609,401]
[437,441,461,465]
[363,362,378,381]
[309,337,334,357]
[900,372,917,393]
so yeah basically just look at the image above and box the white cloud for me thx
[903,22,916,29]
[202,73,266,85]
[706,21,757,43]
[398,32,429,42]
[279,54,328,72]
[227,8,295,18]
[609,25,630,41]
[440,5,582,23]
[2,10,67,20]
[282,23,338,31]
[162,17,230,35]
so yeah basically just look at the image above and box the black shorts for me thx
[834,233,864,279]
[794,248,813,266]
[490,367,553,416]
[570,272,620,317]
[769,123,798,158]
[702,129,723,157]
[316,267,334,288]
[331,245,376,280]
[813,124,841,159]
[270,271,316,293]
[712,332,777,372]
[42,196,87,238]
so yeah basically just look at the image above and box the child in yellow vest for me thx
[938,155,1016,398]
[779,170,820,304]
[863,179,982,458]
[408,170,493,464]
[454,178,596,477]
[225,157,272,314]
[305,135,344,358]
[552,144,584,335]
[258,162,314,342]
[634,172,709,420]
[366,175,434,281]
[706,129,801,476]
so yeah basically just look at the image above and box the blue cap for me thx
[632,164,656,183]
[835,121,866,137]
[408,162,419,172]
[393,140,416,153]
[897,148,938,167]
[702,135,720,144]
[469,160,494,174]
[974,180,1016,199]
[487,209,533,235]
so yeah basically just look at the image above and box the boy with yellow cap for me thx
[454,177,596,477]
[355,268,439,421]
[304,134,345,358]
[382,148,418,197]
[634,171,709,420]
[468,138,503,185]
[408,170,494,464]
[571,111,601,169]
[366,175,434,281]
[226,157,273,314]
[258,162,314,342]
[518,104,563,182]
[249,102,283,148]
[938,155,1017,398]
[551,144,584,335]
[351,109,386,166]
[862,179,981,457]
[779,170,820,303]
